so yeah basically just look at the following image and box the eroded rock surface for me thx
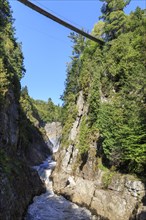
[52,91,146,220]
[0,90,48,219]
[25,157,100,220]
[45,122,62,152]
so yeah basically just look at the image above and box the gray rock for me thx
[52,90,146,220]
[45,122,62,152]
[125,179,145,198]
[0,89,46,219]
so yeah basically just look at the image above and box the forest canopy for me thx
[61,0,146,174]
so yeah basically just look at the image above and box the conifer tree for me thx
[100,0,130,40]
[60,1,146,174]
[0,0,25,101]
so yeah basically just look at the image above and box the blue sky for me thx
[9,0,145,105]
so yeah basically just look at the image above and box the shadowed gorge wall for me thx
[0,1,51,218]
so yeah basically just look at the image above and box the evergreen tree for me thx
[100,0,130,40]
[0,58,10,103]
[0,0,25,101]
[60,33,86,146]
[97,4,146,173]
[61,1,146,174]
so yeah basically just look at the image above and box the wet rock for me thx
[25,192,96,220]
[25,156,99,220]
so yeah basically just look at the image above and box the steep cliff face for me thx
[0,1,54,218]
[0,88,51,219]
[45,122,62,152]
[52,4,146,219]
[52,91,146,220]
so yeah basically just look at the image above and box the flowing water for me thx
[25,151,98,220]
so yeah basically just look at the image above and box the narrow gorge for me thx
[0,0,146,220]
[24,126,98,220]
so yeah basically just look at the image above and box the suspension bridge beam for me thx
[17,0,105,45]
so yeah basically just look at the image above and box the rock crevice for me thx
[52,90,146,220]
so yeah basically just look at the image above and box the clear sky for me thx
[9,0,145,105]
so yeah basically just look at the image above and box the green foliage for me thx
[79,56,92,98]
[61,104,78,147]
[33,98,62,123]
[100,0,131,40]
[87,48,103,124]
[77,116,99,154]
[0,0,25,102]
[97,101,124,165]
[20,86,41,126]
[77,116,90,153]
[0,148,22,178]
[0,58,10,103]
[97,7,146,173]
[102,170,114,189]
[0,148,12,175]
[20,87,62,125]
[92,21,105,39]
[61,3,146,174]
[97,157,108,171]
[68,32,86,59]
[60,33,87,147]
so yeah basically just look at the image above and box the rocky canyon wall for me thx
[0,89,51,220]
[52,91,146,220]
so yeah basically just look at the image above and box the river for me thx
[24,154,98,220]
